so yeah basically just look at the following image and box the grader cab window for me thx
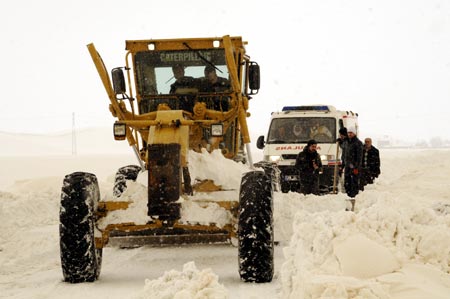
[135,49,231,96]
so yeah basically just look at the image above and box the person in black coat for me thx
[342,127,363,198]
[337,127,348,176]
[295,139,323,195]
[169,64,195,94]
[203,65,231,111]
[360,137,381,190]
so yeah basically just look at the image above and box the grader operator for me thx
[59,36,274,284]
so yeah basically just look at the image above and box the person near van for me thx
[360,137,380,190]
[337,127,348,172]
[292,123,308,141]
[336,127,348,192]
[343,127,363,198]
[295,139,323,195]
[275,125,288,140]
[310,122,333,140]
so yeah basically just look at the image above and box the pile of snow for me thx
[99,149,252,229]
[280,149,450,299]
[134,262,228,299]
[188,149,251,190]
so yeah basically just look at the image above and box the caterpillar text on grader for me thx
[59,36,275,284]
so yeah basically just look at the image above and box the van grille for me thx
[282,154,297,160]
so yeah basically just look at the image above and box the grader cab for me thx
[59,36,274,284]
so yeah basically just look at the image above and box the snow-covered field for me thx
[1,130,450,298]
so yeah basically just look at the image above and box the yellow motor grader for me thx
[59,36,274,284]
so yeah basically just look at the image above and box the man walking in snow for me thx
[295,139,323,195]
[343,127,363,199]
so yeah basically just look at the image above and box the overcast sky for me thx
[2,0,449,143]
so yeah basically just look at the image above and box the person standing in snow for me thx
[360,137,381,190]
[343,127,363,198]
[337,127,348,174]
[295,139,323,195]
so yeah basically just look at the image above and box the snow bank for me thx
[280,149,450,299]
[134,261,228,299]
[188,149,250,190]
[333,234,400,278]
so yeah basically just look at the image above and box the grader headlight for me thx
[113,122,127,140]
[211,123,224,137]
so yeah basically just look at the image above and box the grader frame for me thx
[60,35,274,284]
[86,35,260,247]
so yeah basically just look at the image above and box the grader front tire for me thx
[59,172,102,283]
[238,170,274,283]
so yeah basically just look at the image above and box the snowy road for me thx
[3,149,450,298]
[0,154,284,299]
[2,225,284,299]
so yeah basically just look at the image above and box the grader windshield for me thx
[135,48,230,96]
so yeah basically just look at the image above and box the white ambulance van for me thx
[256,105,358,193]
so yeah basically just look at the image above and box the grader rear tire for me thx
[113,165,141,197]
[60,172,102,283]
[238,170,274,283]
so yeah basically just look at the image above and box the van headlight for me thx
[320,154,335,162]
[264,155,281,163]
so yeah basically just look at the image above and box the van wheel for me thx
[60,172,102,283]
[281,182,290,193]
[238,170,274,283]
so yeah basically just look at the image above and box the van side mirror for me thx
[248,62,260,94]
[256,135,265,149]
[111,68,126,95]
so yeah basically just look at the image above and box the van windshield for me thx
[267,117,336,144]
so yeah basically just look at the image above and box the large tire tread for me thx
[113,165,141,197]
[60,172,102,283]
[238,170,274,283]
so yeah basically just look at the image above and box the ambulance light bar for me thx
[282,105,330,112]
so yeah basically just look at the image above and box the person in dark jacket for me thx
[337,127,348,174]
[203,65,231,110]
[169,64,195,94]
[360,137,381,190]
[295,139,323,195]
[343,127,363,198]
[336,127,348,193]
[204,65,230,92]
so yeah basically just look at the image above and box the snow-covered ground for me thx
[1,130,450,298]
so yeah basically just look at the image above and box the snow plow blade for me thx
[107,227,231,248]
[95,200,238,248]
[98,222,235,248]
